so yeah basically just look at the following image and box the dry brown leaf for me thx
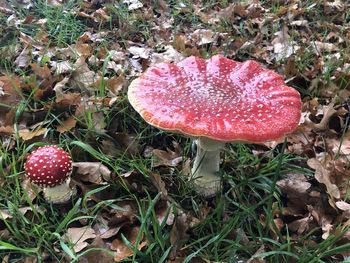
[21,178,41,202]
[196,3,236,24]
[148,172,168,199]
[105,74,125,95]
[152,141,182,167]
[277,174,311,199]
[308,205,334,240]
[54,61,73,75]
[18,127,47,141]
[75,99,106,132]
[111,132,140,156]
[73,43,92,57]
[100,227,122,239]
[55,92,81,105]
[271,25,299,60]
[313,41,338,52]
[247,245,266,263]
[288,214,313,235]
[65,226,96,253]
[123,0,143,10]
[314,98,337,131]
[0,206,38,220]
[170,212,189,259]
[70,57,99,93]
[324,0,345,14]
[106,61,123,74]
[0,126,14,136]
[151,45,184,65]
[329,130,350,156]
[47,0,63,6]
[78,32,109,43]
[307,158,340,200]
[14,46,31,68]
[189,29,217,46]
[128,46,151,59]
[111,226,147,262]
[119,170,146,193]
[53,77,70,101]
[109,200,138,226]
[31,63,51,80]
[75,237,114,263]
[336,201,350,219]
[0,75,22,115]
[155,200,175,225]
[56,116,77,133]
[93,8,110,22]
[73,162,111,183]
[336,201,350,211]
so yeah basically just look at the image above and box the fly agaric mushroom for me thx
[128,55,302,197]
[24,145,75,203]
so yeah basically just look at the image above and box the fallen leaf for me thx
[288,214,313,235]
[324,0,345,14]
[65,226,96,253]
[196,3,236,24]
[14,46,31,68]
[329,130,350,156]
[277,174,311,199]
[148,172,168,199]
[109,200,138,226]
[54,61,73,75]
[307,158,340,199]
[170,211,189,259]
[312,41,338,53]
[76,237,114,263]
[128,46,152,59]
[155,200,175,225]
[75,99,106,132]
[105,74,125,95]
[70,57,99,93]
[21,178,41,202]
[152,141,182,167]
[247,245,266,263]
[308,204,334,240]
[0,126,14,136]
[111,226,147,262]
[56,116,77,133]
[73,162,111,183]
[313,100,338,131]
[0,75,22,115]
[336,201,350,211]
[271,25,299,60]
[123,0,143,11]
[18,127,47,141]
[151,45,184,65]
[0,206,38,220]
[189,29,217,46]
[53,77,70,101]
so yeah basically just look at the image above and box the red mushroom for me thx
[128,55,302,197]
[24,145,75,203]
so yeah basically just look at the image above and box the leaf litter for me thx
[0,0,350,262]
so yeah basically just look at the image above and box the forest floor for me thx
[0,0,350,262]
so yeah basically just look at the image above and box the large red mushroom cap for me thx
[24,146,73,188]
[128,55,302,142]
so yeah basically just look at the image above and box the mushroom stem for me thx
[43,178,75,204]
[191,137,225,197]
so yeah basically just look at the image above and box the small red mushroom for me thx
[128,55,302,197]
[24,145,75,203]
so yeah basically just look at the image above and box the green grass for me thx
[0,0,350,262]
[13,0,85,46]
